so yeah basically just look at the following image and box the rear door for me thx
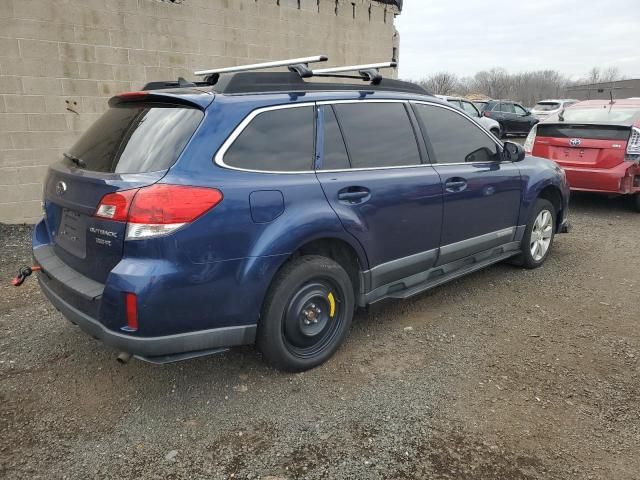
[513,103,534,134]
[413,101,522,265]
[316,101,443,287]
[43,100,204,282]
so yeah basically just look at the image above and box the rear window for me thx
[558,107,640,124]
[537,124,631,141]
[534,102,560,111]
[223,106,315,172]
[67,104,203,173]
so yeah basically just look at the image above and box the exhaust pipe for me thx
[116,352,132,364]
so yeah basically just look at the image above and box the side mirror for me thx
[503,141,526,162]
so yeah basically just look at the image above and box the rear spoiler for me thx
[108,89,214,110]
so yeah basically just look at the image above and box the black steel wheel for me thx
[257,256,354,372]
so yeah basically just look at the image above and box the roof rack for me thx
[194,55,328,77]
[142,56,428,96]
[312,62,397,85]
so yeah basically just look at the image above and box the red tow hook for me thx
[11,266,42,287]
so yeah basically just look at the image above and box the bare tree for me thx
[419,72,459,95]
[410,65,626,106]
[582,66,623,84]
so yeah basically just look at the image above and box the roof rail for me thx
[194,55,328,76]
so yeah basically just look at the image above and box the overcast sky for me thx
[395,0,640,81]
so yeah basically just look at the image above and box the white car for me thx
[436,95,502,138]
[531,99,578,121]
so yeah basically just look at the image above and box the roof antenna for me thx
[609,89,615,105]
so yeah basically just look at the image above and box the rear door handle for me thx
[445,178,467,192]
[337,187,371,204]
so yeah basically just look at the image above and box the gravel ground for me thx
[1,193,639,480]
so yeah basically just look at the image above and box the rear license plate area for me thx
[56,209,87,258]
[558,148,598,164]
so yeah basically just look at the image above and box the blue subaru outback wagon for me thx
[32,57,570,371]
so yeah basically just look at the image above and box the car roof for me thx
[435,95,474,102]
[568,98,640,108]
[535,99,578,103]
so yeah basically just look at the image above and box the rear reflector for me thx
[123,292,138,332]
[94,184,223,240]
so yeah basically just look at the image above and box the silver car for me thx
[531,99,578,121]
[435,95,502,138]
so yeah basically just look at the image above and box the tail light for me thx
[626,126,640,162]
[523,124,537,154]
[95,184,223,240]
[483,111,491,117]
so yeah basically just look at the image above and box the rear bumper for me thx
[562,161,640,194]
[39,276,256,357]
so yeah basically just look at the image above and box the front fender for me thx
[518,156,570,227]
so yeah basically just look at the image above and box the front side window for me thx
[498,102,515,113]
[415,103,500,164]
[333,103,421,169]
[461,101,480,117]
[223,106,314,171]
[514,104,527,115]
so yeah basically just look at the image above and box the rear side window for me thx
[321,106,350,170]
[333,103,421,169]
[415,104,500,164]
[534,102,560,111]
[67,104,203,173]
[224,106,314,172]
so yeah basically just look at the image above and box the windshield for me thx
[66,104,203,173]
[559,107,640,125]
[534,102,560,111]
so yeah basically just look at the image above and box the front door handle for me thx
[338,187,371,204]
[445,178,467,192]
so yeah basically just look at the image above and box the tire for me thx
[490,128,500,138]
[633,193,640,213]
[257,255,355,372]
[497,123,506,139]
[512,199,556,269]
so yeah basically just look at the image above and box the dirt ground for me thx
[1,192,639,480]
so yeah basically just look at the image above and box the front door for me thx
[315,102,443,289]
[413,102,522,265]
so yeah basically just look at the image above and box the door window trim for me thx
[411,100,505,166]
[214,102,317,174]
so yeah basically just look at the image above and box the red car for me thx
[524,99,640,211]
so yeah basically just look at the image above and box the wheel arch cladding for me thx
[272,237,365,300]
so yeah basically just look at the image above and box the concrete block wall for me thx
[0,0,399,223]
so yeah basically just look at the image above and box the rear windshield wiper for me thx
[63,152,86,168]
